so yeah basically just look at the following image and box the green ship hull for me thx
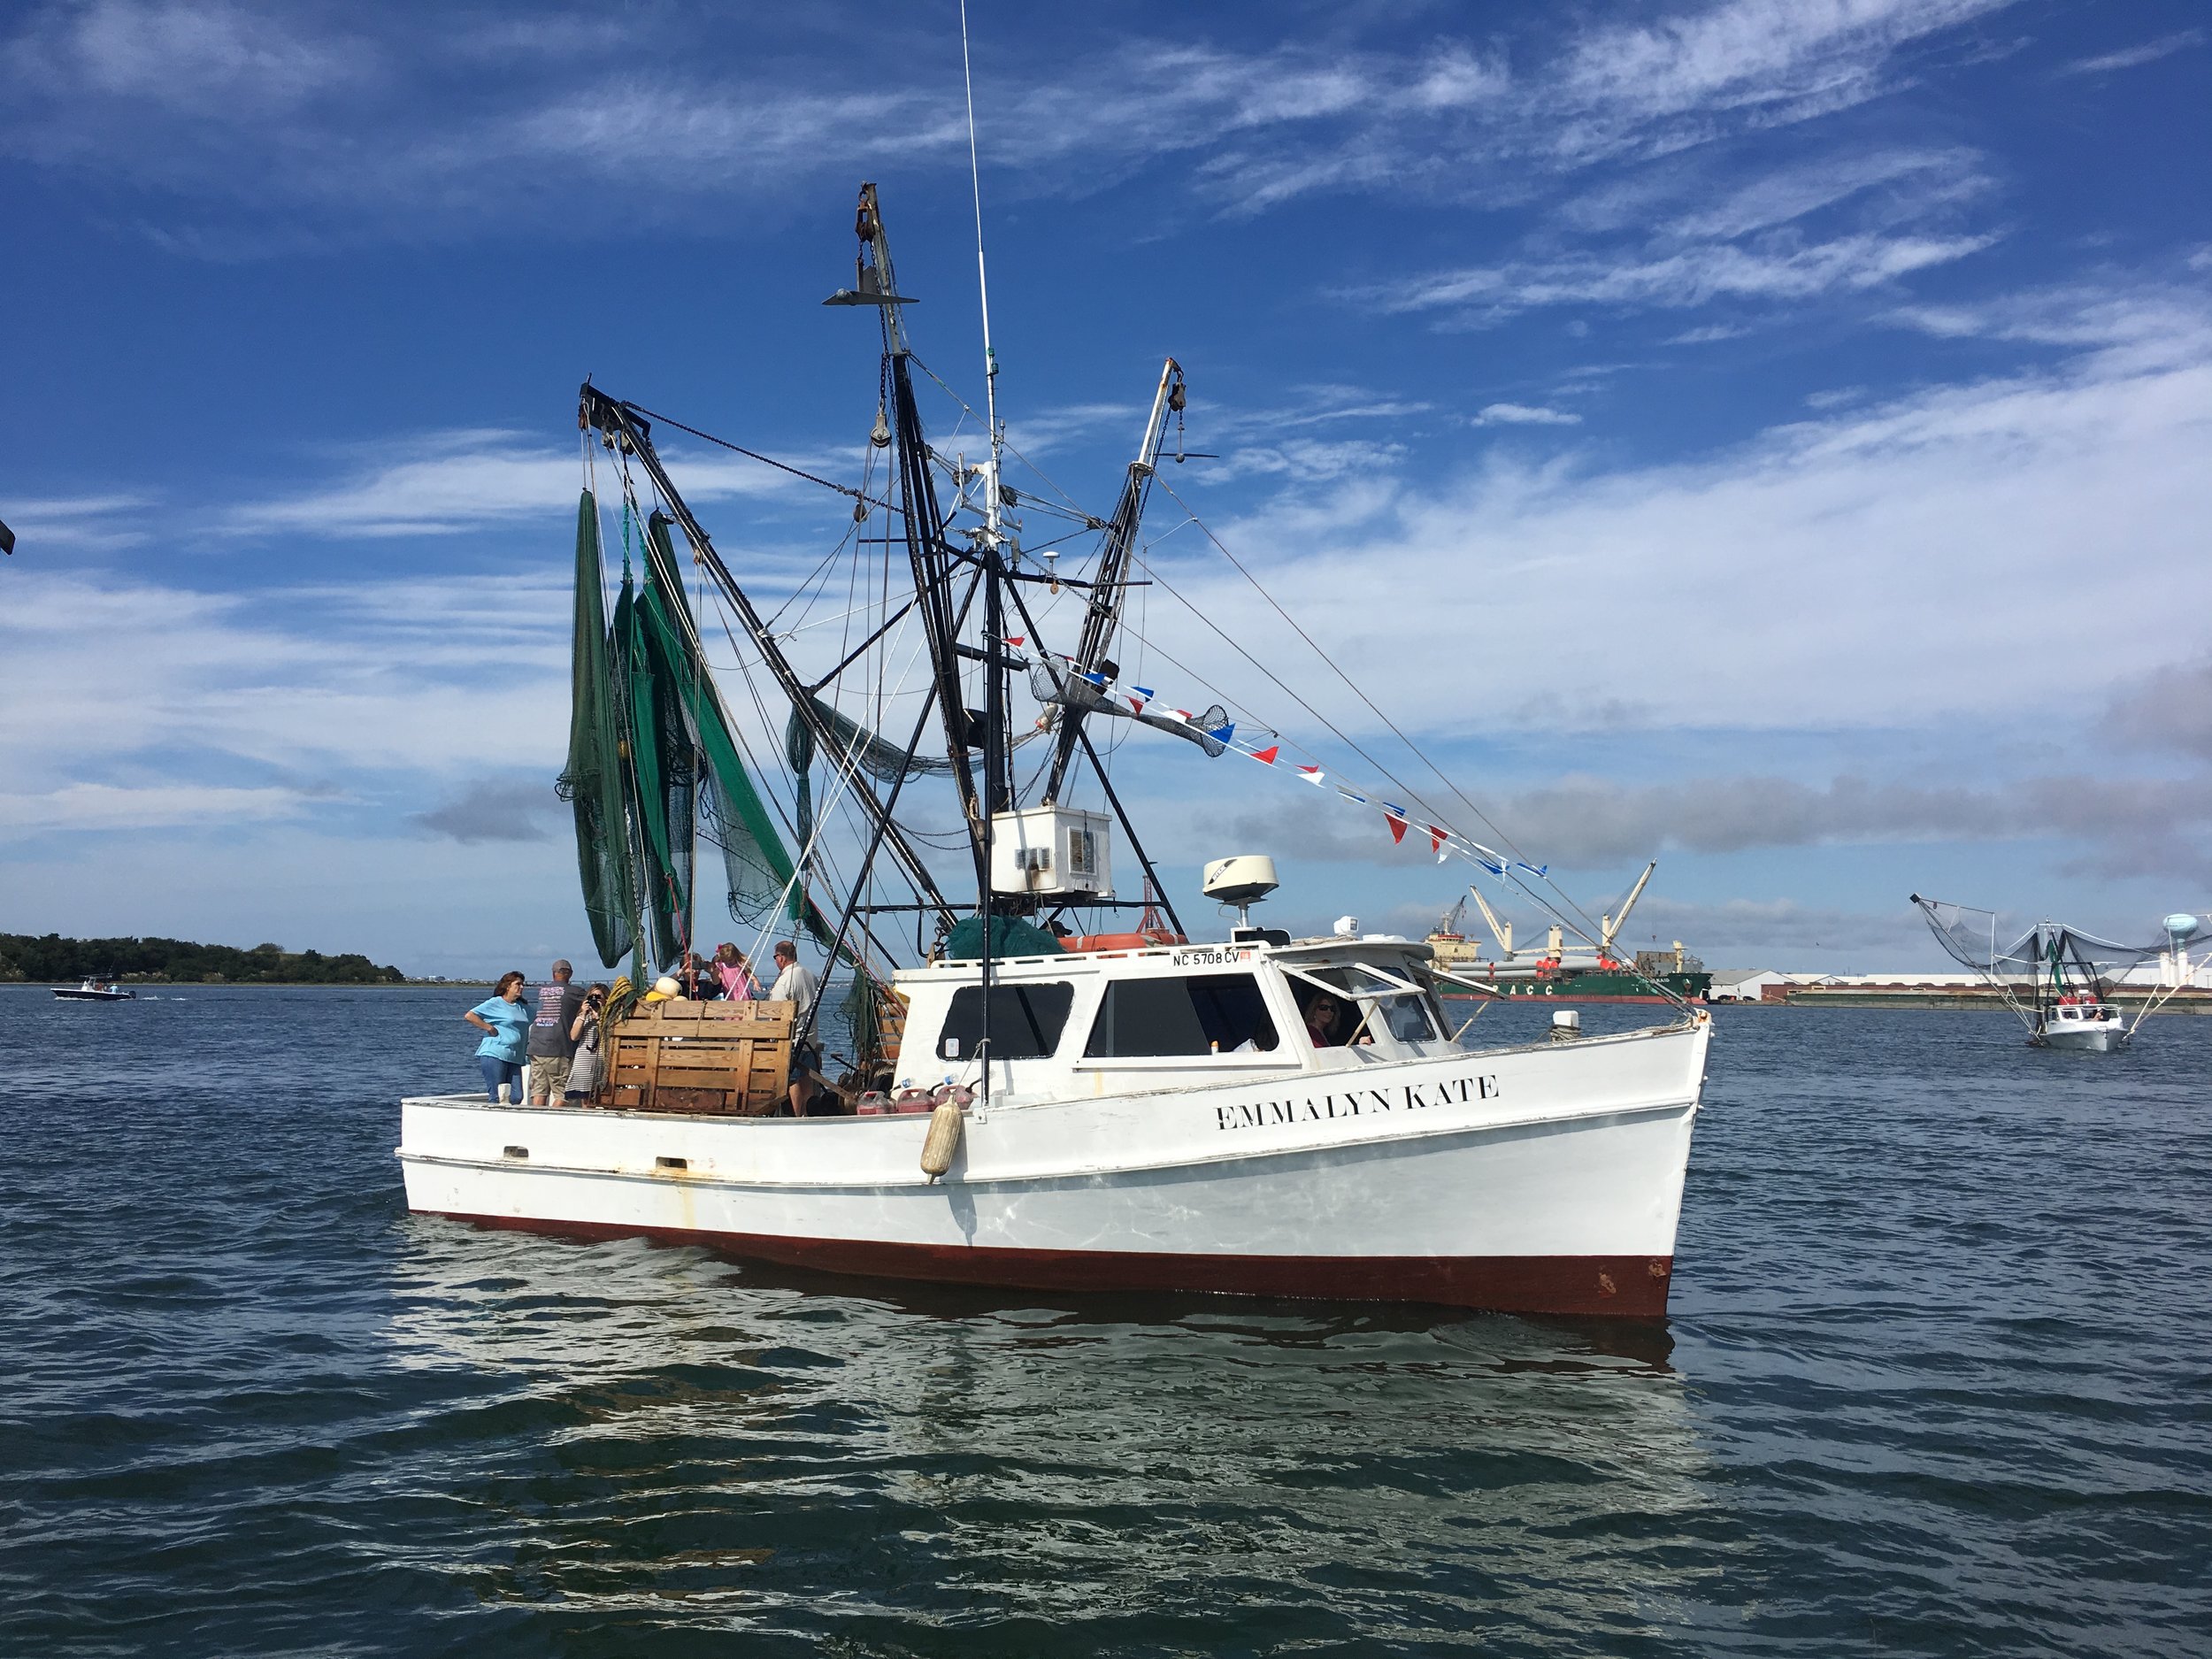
[1436,966,1712,1003]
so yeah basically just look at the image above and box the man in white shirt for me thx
[771,941,825,1115]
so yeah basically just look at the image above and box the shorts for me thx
[530,1054,572,1098]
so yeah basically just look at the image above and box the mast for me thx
[831,185,991,899]
[960,0,1016,843]
[1042,357,1185,804]
[961,0,1000,1112]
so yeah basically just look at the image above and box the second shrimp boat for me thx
[398,183,1711,1317]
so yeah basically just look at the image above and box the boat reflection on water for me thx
[383,1219,1724,1641]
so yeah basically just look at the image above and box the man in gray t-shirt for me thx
[771,941,824,1115]
[527,959,585,1105]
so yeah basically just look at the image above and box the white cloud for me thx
[1474,403,1583,426]
[0,571,570,792]
[2054,29,2205,78]
[1205,438,1406,484]
[1666,323,1753,345]
[0,781,317,831]
[221,428,830,539]
[63,0,361,113]
[2,494,155,550]
[1118,288,2212,750]
[0,0,2016,238]
[1371,231,1998,322]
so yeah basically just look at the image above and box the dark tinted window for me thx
[1083,973,1279,1057]
[939,981,1075,1060]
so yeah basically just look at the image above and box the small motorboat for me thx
[53,977,135,1002]
[2037,999,2125,1052]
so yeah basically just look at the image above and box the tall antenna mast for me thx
[960,0,1003,1115]
[960,0,1004,548]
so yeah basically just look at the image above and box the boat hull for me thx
[400,1019,1708,1317]
[52,988,134,1001]
[2037,1025,2126,1052]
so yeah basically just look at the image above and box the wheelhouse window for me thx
[1082,973,1280,1058]
[938,981,1075,1060]
[1294,965,1442,1046]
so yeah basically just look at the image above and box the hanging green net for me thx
[622,520,703,969]
[641,513,834,951]
[563,489,856,975]
[553,491,637,969]
[786,694,953,848]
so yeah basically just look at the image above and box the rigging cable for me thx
[1153,473,1532,865]
[619,401,897,517]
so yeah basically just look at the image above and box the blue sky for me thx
[4,0,2209,977]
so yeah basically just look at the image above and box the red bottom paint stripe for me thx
[424,1210,1673,1317]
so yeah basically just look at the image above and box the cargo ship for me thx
[1428,864,1712,1005]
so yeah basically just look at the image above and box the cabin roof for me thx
[890,933,1435,986]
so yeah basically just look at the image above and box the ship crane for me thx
[1467,886,1516,960]
[1600,861,1658,960]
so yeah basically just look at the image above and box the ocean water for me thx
[1,985,2205,1656]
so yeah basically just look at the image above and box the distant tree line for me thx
[0,933,406,985]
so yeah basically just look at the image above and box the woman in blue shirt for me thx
[465,971,533,1102]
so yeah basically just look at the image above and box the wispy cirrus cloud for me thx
[1369,224,1996,324]
[0,780,322,832]
[2,494,156,550]
[2054,28,2205,78]
[0,0,2017,242]
[219,428,827,540]
[1473,403,1582,426]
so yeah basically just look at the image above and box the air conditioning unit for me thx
[991,806,1112,897]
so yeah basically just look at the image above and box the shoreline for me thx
[14,980,498,990]
[1715,989,2212,1014]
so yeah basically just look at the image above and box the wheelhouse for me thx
[890,936,1463,1102]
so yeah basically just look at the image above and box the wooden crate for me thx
[600,999,793,1115]
[874,984,909,1064]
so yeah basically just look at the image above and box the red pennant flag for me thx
[1386,814,1409,845]
[1004,634,1025,649]
[1250,744,1279,765]
[1428,825,1448,854]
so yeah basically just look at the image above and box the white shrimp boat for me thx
[1914,895,2205,1051]
[403,938,1708,1316]
[400,176,1712,1316]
